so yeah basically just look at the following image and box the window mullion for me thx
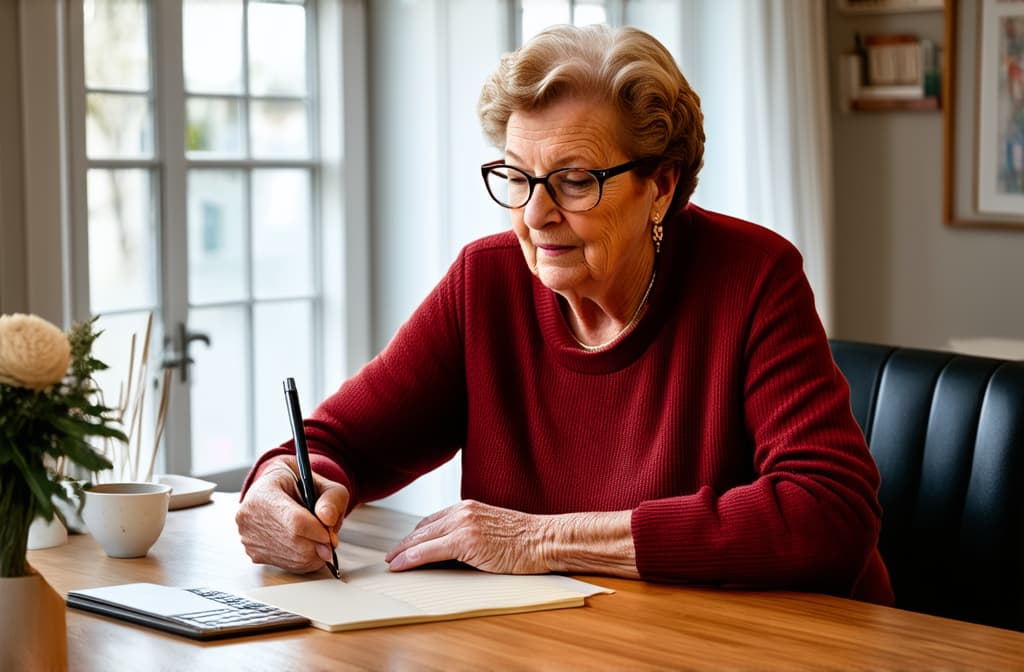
[153,0,191,476]
[65,0,91,323]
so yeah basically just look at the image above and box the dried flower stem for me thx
[96,312,166,483]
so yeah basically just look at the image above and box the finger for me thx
[387,533,458,572]
[312,473,349,532]
[237,500,325,573]
[384,500,487,561]
[407,503,457,532]
[236,466,334,572]
[261,506,329,571]
[263,458,343,543]
[384,515,451,562]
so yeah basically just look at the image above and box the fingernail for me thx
[319,503,337,522]
[316,544,332,562]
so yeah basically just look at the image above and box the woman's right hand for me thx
[235,457,349,574]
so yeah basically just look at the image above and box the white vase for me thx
[27,514,68,550]
[0,569,68,671]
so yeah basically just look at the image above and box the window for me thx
[518,0,612,42]
[70,0,334,484]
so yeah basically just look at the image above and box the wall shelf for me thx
[849,96,940,111]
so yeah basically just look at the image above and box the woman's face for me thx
[504,98,659,299]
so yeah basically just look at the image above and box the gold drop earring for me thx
[651,213,663,254]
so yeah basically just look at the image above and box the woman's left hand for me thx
[385,499,551,574]
[385,499,639,577]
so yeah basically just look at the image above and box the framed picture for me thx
[976,0,1024,215]
[945,0,1024,227]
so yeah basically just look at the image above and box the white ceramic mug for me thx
[81,482,172,558]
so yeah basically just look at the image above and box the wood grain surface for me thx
[27,493,1024,671]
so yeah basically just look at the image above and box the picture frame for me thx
[944,0,1024,228]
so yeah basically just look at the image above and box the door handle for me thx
[161,322,211,383]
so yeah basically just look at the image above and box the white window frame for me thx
[18,0,371,486]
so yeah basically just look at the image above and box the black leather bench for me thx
[830,340,1024,631]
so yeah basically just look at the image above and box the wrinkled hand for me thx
[235,457,349,574]
[385,499,552,574]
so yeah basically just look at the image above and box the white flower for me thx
[0,313,72,391]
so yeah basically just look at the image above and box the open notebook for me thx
[245,563,614,632]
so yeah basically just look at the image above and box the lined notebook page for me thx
[246,563,613,632]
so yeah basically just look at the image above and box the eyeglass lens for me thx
[486,166,602,212]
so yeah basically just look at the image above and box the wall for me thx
[828,5,1024,350]
[0,0,27,314]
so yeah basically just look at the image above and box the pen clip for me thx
[283,377,318,510]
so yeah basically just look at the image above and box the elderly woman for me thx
[236,24,894,605]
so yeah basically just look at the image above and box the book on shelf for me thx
[858,83,924,99]
[864,33,922,86]
[838,33,941,112]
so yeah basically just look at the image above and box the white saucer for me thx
[155,474,217,510]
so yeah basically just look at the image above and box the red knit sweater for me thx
[244,203,894,605]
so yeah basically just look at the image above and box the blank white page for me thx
[245,563,613,632]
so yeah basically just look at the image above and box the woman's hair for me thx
[478,24,704,214]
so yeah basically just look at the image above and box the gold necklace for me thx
[570,263,658,352]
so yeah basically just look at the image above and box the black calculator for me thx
[67,583,310,640]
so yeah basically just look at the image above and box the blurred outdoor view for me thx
[84,0,315,477]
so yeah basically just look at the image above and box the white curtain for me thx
[740,0,835,331]
[634,0,835,329]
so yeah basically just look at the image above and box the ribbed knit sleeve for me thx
[630,216,890,602]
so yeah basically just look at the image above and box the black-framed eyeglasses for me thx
[480,159,644,212]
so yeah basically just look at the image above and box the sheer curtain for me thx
[632,0,835,329]
[735,0,835,331]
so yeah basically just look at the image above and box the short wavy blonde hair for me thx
[478,24,704,215]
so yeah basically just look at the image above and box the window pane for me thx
[252,169,312,298]
[521,0,569,43]
[249,1,307,96]
[88,168,158,313]
[574,2,607,25]
[250,100,309,159]
[183,0,243,94]
[89,310,163,479]
[253,300,313,455]
[84,0,150,91]
[90,311,155,415]
[186,96,245,158]
[188,170,247,304]
[189,306,249,475]
[86,93,153,159]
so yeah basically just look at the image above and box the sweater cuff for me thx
[631,493,720,582]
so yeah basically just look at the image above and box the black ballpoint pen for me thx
[283,377,342,580]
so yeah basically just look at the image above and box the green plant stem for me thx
[0,467,34,577]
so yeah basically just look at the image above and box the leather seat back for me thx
[830,340,1024,631]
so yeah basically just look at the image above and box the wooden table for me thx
[28,493,1024,671]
